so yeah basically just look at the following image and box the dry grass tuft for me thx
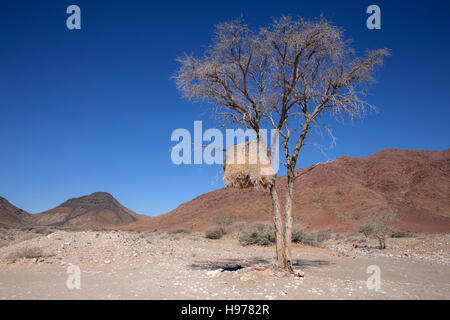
[7,247,46,260]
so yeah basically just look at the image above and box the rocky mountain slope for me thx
[31,192,141,229]
[0,197,33,228]
[120,149,450,233]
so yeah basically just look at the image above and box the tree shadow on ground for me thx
[189,258,270,271]
[189,257,333,272]
[292,259,333,269]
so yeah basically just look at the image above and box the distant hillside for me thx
[0,197,32,228]
[32,192,141,229]
[119,149,450,233]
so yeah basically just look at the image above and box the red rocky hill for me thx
[120,149,450,233]
[32,192,142,229]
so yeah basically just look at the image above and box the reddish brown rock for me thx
[120,149,450,233]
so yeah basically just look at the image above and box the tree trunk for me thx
[269,183,288,269]
[283,171,295,273]
[377,234,385,249]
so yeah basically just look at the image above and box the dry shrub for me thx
[238,223,275,246]
[7,246,45,260]
[0,228,7,241]
[205,226,223,239]
[314,229,332,242]
[238,224,327,247]
[333,233,345,240]
[32,227,55,235]
[168,228,191,234]
[223,140,275,189]
[390,230,414,238]
[291,226,317,246]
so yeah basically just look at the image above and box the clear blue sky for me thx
[1,0,449,215]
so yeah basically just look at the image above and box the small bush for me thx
[314,229,332,242]
[7,247,45,260]
[168,228,191,234]
[92,228,111,232]
[32,227,55,235]
[291,226,317,246]
[333,233,345,240]
[238,223,275,246]
[237,224,332,247]
[0,240,8,248]
[32,227,46,234]
[205,226,223,239]
[390,230,414,238]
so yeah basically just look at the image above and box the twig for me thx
[294,163,320,180]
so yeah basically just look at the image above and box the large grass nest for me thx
[223,140,276,189]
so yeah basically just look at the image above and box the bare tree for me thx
[213,212,236,235]
[174,15,389,274]
[359,210,398,249]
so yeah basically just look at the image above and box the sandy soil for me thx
[0,230,449,299]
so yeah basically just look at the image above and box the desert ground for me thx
[0,228,449,300]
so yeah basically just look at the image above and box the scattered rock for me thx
[206,269,222,277]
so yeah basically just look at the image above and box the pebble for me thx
[206,269,222,277]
